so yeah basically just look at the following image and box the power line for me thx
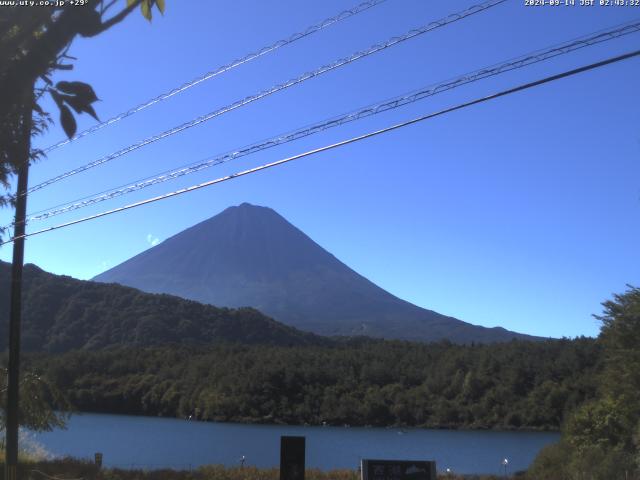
[41,0,389,153]
[4,48,638,246]
[26,0,506,196]
[21,19,640,224]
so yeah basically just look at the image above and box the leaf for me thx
[59,94,83,114]
[57,94,100,121]
[141,0,152,21]
[50,90,64,109]
[51,82,100,122]
[82,104,99,121]
[155,0,165,14]
[55,81,98,104]
[59,105,77,139]
[127,0,136,6]
[32,102,45,116]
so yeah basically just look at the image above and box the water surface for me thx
[33,413,559,475]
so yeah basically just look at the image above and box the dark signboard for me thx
[280,436,305,480]
[361,459,437,480]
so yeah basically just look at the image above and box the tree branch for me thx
[83,0,143,38]
[101,0,120,15]
[0,0,142,109]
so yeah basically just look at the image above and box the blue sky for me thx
[1,0,639,338]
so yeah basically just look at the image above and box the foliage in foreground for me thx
[27,336,600,430]
[527,286,640,480]
[0,1,167,220]
[0,368,69,432]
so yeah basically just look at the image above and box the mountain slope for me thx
[0,261,322,352]
[94,203,537,343]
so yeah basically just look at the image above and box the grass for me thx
[0,458,523,480]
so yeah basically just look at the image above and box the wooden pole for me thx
[5,88,33,480]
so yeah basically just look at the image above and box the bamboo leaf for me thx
[141,0,152,21]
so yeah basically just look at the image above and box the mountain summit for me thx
[94,203,536,343]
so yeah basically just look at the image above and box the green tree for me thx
[528,286,640,479]
[596,286,640,406]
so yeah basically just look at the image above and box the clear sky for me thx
[1,0,638,339]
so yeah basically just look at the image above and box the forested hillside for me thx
[0,261,323,351]
[29,337,600,430]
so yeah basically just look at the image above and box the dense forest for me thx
[0,259,602,432]
[27,337,600,431]
[3,261,638,479]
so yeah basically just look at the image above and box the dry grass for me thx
[0,458,517,480]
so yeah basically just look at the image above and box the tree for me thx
[0,0,166,211]
[596,286,640,406]
[0,368,70,432]
[0,1,166,475]
[528,286,640,479]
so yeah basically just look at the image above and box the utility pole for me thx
[5,89,33,480]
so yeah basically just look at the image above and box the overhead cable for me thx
[22,19,640,224]
[27,0,506,195]
[3,48,638,246]
[41,0,389,153]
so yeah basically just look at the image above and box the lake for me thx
[31,413,559,475]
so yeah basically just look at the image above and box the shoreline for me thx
[60,409,562,434]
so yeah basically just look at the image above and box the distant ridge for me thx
[0,261,322,352]
[94,203,539,343]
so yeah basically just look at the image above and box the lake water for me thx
[32,413,559,475]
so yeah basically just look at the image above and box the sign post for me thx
[280,436,305,480]
[361,459,437,480]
